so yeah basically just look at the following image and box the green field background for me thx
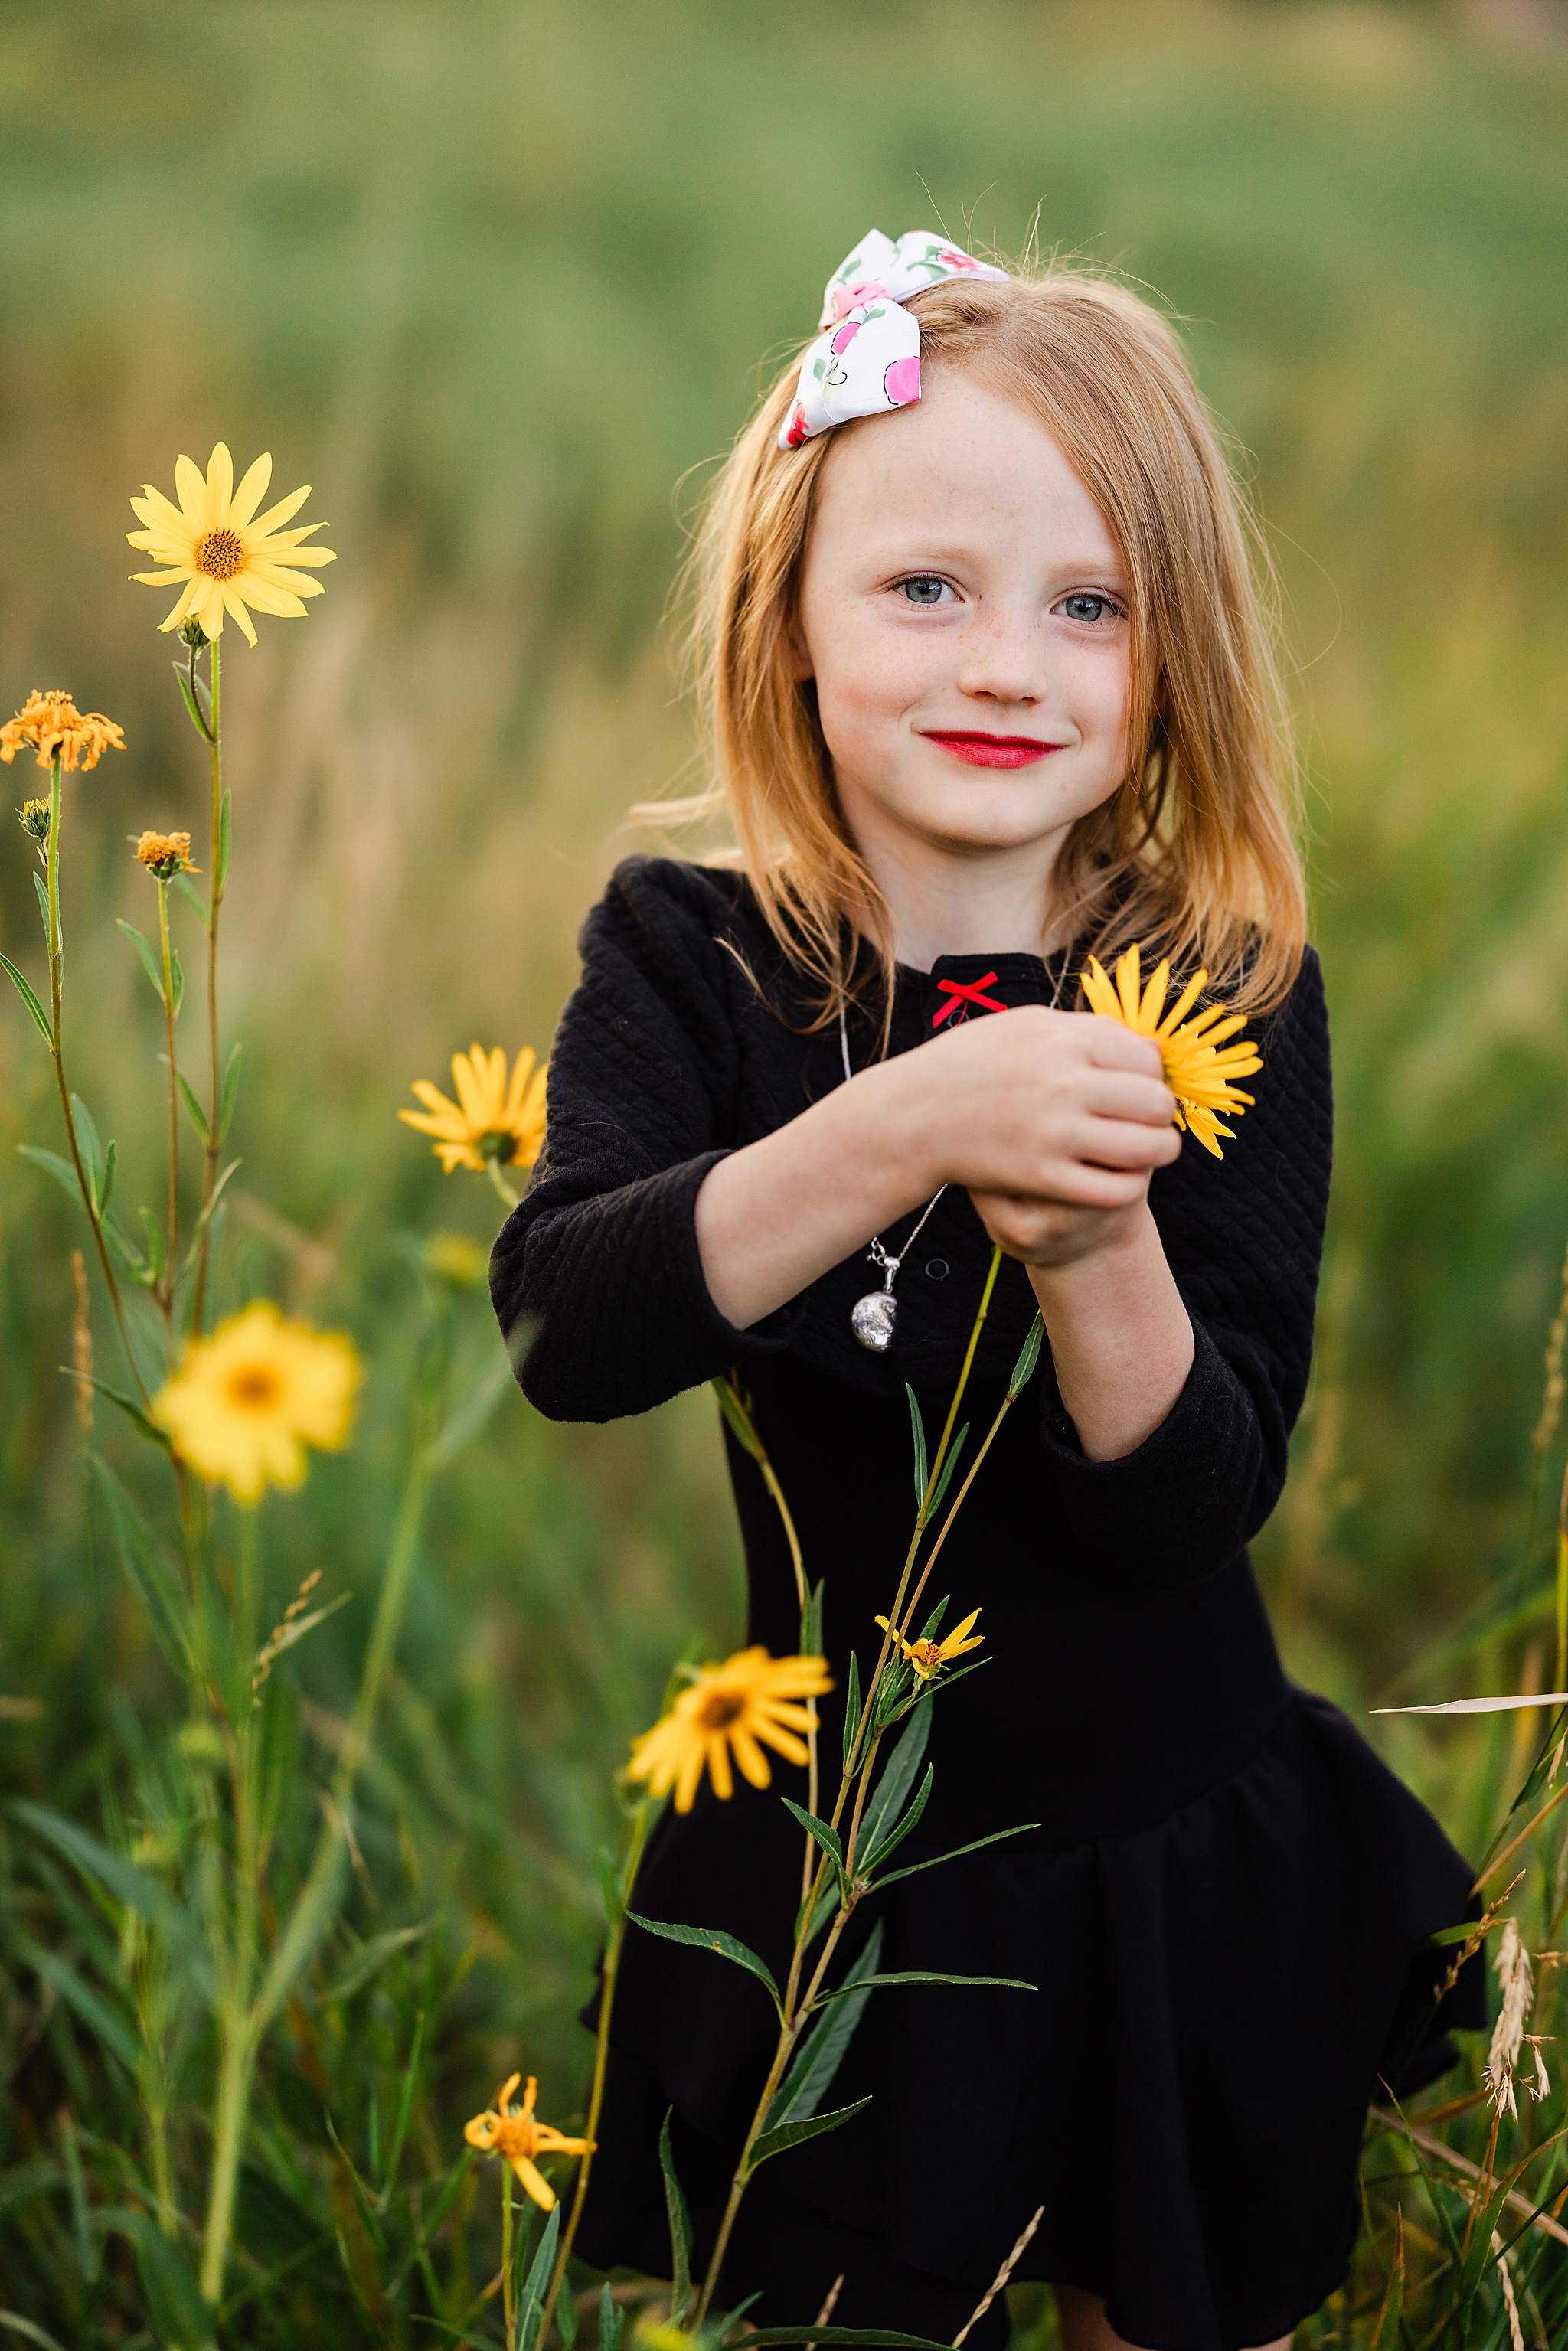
[2,0,1567,2261]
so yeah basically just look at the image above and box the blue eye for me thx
[1058,593,1121,624]
[900,576,949,606]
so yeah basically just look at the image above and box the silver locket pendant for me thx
[851,1276,899,1353]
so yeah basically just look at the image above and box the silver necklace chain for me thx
[839,950,1073,1353]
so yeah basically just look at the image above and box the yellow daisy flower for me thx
[0,689,125,772]
[462,2073,590,2213]
[134,829,199,881]
[874,1605,985,1682]
[628,1647,832,1814]
[126,442,335,648]
[1081,943,1263,1160]
[152,1301,361,1505]
[399,1045,547,1175]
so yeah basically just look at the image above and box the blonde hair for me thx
[654,262,1306,1023]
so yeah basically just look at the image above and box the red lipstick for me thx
[921,731,1062,769]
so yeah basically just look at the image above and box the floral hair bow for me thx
[778,229,1008,451]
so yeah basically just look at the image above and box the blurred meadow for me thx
[2,0,1568,2339]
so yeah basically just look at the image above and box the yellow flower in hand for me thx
[875,1605,985,1682]
[152,1301,361,1504]
[628,1647,832,1814]
[400,1046,547,1176]
[127,442,335,647]
[1081,944,1262,1160]
[463,2073,590,2212]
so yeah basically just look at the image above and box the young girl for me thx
[491,233,1481,2351]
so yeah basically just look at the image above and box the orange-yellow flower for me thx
[152,1301,361,1505]
[874,1605,985,1682]
[463,2073,590,2212]
[628,1647,831,1814]
[127,442,335,648]
[399,1045,547,1175]
[0,690,125,773]
[134,829,199,881]
[1081,944,1262,1160]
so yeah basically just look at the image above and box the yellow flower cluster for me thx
[874,1605,984,1682]
[152,1301,361,1505]
[127,442,335,648]
[0,689,125,773]
[462,2073,590,2212]
[1081,943,1262,1159]
[628,1647,831,1814]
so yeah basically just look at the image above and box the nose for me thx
[953,603,1049,710]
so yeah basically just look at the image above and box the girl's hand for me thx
[917,1007,1180,1263]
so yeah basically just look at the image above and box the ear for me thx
[784,606,815,684]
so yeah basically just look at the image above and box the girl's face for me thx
[792,369,1132,887]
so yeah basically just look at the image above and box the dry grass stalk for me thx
[1493,2232,1526,2351]
[70,1248,92,1430]
[805,2271,843,2349]
[1530,1240,1568,1460]
[1486,1921,1535,2120]
[951,2206,1044,2347]
[1370,2108,1568,2248]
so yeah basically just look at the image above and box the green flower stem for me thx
[157,873,179,1305]
[893,1380,1026,1649]
[192,633,222,1336]
[501,2162,515,2349]
[693,1249,1007,2327]
[540,1794,652,2342]
[43,753,150,1404]
[488,1158,522,1210]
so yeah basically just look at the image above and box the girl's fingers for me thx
[1076,1069,1178,1128]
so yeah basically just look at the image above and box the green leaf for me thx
[557,2271,579,2349]
[12,1933,139,2069]
[598,2281,624,2351]
[220,1040,243,1140]
[99,1137,116,1214]
[17,1144,86,1210]
[0,952,51,1048]
[137,1207,166,1282]
[101,1214,149,1281]
[767,1921,884,2131]
[841,1650,861,1771]
[101,2209,210,2348]
[0,2307,70,2349]
[90,1458,192,1673]
[871,1820,1039,1891]
[905,1384,927,1504]
[658,2110,694,2327]
[172,870,206,919]
[800,1575,825,1660]
[65,1370,171,1453]
[860,1765,933,1876]
[325,1919,435,2003]
[1009,1312,1045,1398]
[779,1798,848,1902]
[217,789,231,890]
[749,2095,872,2173]
[858,1700,931,1860]
[182,1158,242,1267]
[116,918,166,1004]
[927,1423,969,1515]
[10,1801,174,1931]
[176,1072,210,1144]
[712,1374,763,1460]
[169,945,183,1020]
[31,870,50,950]
[810,1968,1034,2008]
[626,1913,782,2016]
[69,1095,103,1207]
[515,2194,560,2351]
[172,656,212,740]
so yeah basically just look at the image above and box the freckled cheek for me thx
[814,625,926,754]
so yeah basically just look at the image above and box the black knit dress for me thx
[490,855,1482,2351]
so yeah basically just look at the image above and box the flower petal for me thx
[230,451,273,529]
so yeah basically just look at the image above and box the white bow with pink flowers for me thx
[777,229,1009,451]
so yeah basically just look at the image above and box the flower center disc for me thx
[195,527,245,582]
[226,1366,283,1410]
[696,1692,746,1731]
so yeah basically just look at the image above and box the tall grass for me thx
[0,0,1566,2339]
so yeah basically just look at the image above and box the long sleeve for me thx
[489,859,804,1422]
[1036,946,1333,1586]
